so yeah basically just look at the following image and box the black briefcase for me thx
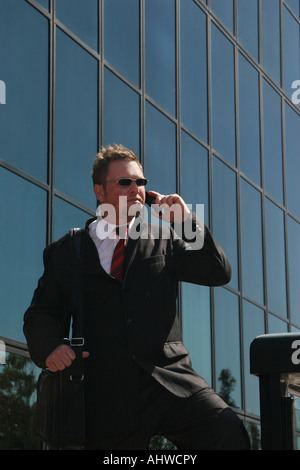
[36,229,85,449]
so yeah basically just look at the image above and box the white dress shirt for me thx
[88,217,133,274]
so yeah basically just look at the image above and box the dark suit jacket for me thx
[23,213,231,440]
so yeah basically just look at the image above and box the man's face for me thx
[94,160,146,224]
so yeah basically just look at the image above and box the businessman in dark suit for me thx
[24,144,250,450]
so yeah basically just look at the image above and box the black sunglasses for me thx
[102,178,148,187]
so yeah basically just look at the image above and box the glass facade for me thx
[0,0,299,449]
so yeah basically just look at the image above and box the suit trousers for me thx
[85,369,250,450]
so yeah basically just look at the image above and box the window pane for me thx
[262,81,283,204]
[211,25,236,165]
[238,54,261,185]
[237,0,259,61]
[240,180,264,304]
[35,0,49,10]
[210,0,234,33]
[261,0,281,85]
[213,158,238,290]
[55,30,98,210]
[182,284,211,385]
[0,352,40,449]
[285,0,300,20]
[145,102,176,196]
[180,0,207,143]
[0,168,46,342]
[104,0,139,86]
[268,313,288,333]
[265,199,287,317]
[288,216,300,326]
[283,6,300,99]
[103,68,140,157]
[181,131,209,225]
[243,300,265,415]
[56,0,98,51]
[145,0,176,117]
[0,0,48,181]
[214,288,241,409]
[285,103,300,219]
[54,197,93,241]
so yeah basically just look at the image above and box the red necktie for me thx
[110,237,126,282]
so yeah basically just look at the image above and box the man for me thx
[24,144,250,450]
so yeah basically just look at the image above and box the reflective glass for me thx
[180,0,207,143]
[265,199,287,317]
[0,0,48,181]
[287,216,300,326]
[181,131,209,225]
[268,313,288,333]
[55,29,98,210]
[145,102,176,196]
[283,6,300,99]
[56,0,98,51]
[285,0,300,18]
[285,103,300,219]
[213,157,238,290]
[210,0,234,33]
[262,81,283,204]
[35,0,49,10]
[103,68,140,157]
[238,54,261,186]
[214,288,241,409]
[54,197,93,241]
[0,168,46,342]
[182,284,211,385]
[261,0,281,85]
[237,0,259,61]
[240,179,264,304]
[145,0,176,117]
[104,0,139,86]
[211,24,236,166]
[0,352,40,449]
[243,300,265,416]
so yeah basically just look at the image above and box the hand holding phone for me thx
[145,191,191,223]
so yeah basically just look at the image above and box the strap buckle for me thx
[70,337,85,347]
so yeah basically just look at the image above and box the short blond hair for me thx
[92,144,142,185]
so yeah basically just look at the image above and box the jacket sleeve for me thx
[172,212,232,286]
[23,242,71,368]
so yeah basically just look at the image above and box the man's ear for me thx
[94,184,104,204]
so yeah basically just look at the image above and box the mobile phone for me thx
[145,192,156,206]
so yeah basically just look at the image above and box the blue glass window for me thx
[0,0,48,182]
[145,102,176,196]
[54,197,93,241]
[104,0,140,86]
[211,25,236,166]
[265,199,287,317]
[285,0,300,18]
[213,158,238,290]
[35,0,49,10]
[56,0,98,51]
[0,168,46,342]
[261,0,281,85]
[181,131,209,224]
[288,216,300,327]
[268,314,288,333]
[237,0,259,61]
[238,54,261,186]
[240,179,264,305]
[214,288,241,409]
[243,300,265,415]
[182,284,211,385]
[262,81,284,204]
[145,0,176,117]
[103,68,140,157]
[285,103,300,219]
[55,29,98,210]
[210,0,234,33]
[283,6,300,99]
[180,0,207,143]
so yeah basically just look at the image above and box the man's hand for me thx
[45,344,89,372]
[147,190,191,224]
